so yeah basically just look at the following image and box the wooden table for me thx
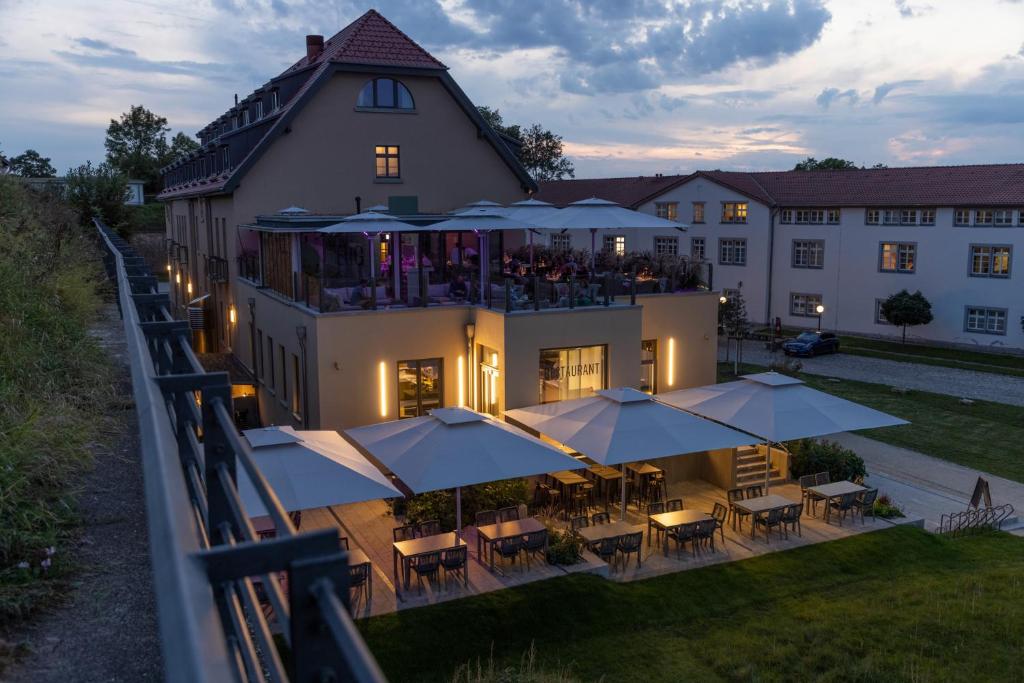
[576,520,643,546]
[627,463,664,506]
[648,510,713,556]
[392,532,466,600]
[549,470,589,487]
[731,494,795,538]
[589,465,623,506]
[347,548,372,601]
[476,517,546,570]
[808,481,866,522]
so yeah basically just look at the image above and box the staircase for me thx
[734,445,786,487]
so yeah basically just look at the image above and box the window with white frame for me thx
[993,209,1014,226]
[271,90,280,111]
[826,208,840,224]
[965,306,1007,335]
[255,100,264,119]
[954,209,971,226]
[1019,209,1024,226]
[655,202,678,221]
[690,237,705,261]
[879,242,916,273]
[790,292,823,317]
[603,234,625,256]
[792,239,824,268]
[721,202,748,223]
[969,245,1012,277]
[866,209,880,225]
[780,209,794,224]
[718,238,746,265]
[692,202,705,223]
[654,236,678,257]
[975,209,994,226]
[882,209,900,225]
[920,208,936,225]
[874,299,891,325]
[550,233,571,252]
[900,209,917,225]
[241,109,250,126]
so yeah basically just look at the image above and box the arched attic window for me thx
[356,78,414,110]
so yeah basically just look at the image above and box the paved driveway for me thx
[720,341,1024,407]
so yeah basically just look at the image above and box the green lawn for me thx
[360,527,1024,681]
[719,363,1024,484]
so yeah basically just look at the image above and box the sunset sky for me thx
[2,0,1023,177]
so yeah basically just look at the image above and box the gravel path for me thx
[720,341,1024,407]
[6,303,162,682]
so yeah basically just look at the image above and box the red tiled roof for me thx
[537,164,1024,209]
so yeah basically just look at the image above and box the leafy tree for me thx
[8,149,57,177]
[104,105,170,193]
[880,289,933,343]
[793,157,859,171]
[165,131,200,163]
[64,161,130,233]
[478,106,575,182]
[718,291,749,337]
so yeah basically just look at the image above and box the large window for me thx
[398,358,443,418]
[375,145,400,178]
[603,234,625,256]
[965,306,1007,335]
[539,345,606,404]
[792,239,824,268]
[654,236,678,257]
[655,202,678,221]
[690,237,705,261]
[357,78,415,110]
[718,238,747,265]
[790,292,823,317]
[721,202,748,223]
[550,233,571,252]
[478,346,500,416]
[879,242,916,273]
[969,245,1012,277]
[640,340,657,395]
[692,202,705,223]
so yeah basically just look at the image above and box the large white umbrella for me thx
[658,372,909,487]
[507,199,559,272]
[237,426,401,518]
[505,388,753,518]
[319,212,420,304]
[346,407,584,537]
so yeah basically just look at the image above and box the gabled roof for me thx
[537,164,1024,209]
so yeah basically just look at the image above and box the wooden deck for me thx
[297,478,901,618]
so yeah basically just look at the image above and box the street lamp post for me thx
[816,303,825,331]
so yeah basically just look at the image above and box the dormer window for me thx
[271,90,280,111]
[357,78,414,110]
[241,109,250,126]
[255,100,264,119]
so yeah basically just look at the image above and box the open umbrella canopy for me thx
[345,407,584,493]
[531,197,687,230]
[657,372,909,443]
[318,211,419,235]
[506,198,558,221]
[455,199,505,214]
[505,388,754,466]
[237,426,401,516]
[426,206,541,232]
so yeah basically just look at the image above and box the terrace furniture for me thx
[570,515,590,534]
[727,488,751,530]
[531,483,560,518]
[617,531,643,569]
[828,492,860,526]
[393,524,417,543]
[475,510,498,527]
[417,520,441,537]
[594,537,618,569]
[410,552,441,595]
[666,498,684,512]
[650,510,713,557]
[339,536,350,550]
[522,529,550,569]
[627,463,664,508]
[798,474,821,514]
[494,537,525,573]
[497,506,520,523]
[646,501,667,548]
[476,517,546,571]
[440,546,469,591]
[588,465,623,508]
[591,512,610,525]
[576,521,644,560]
[808,481,866,524]
[745,484,764,499]
[667,522,698,558]
[754,507,786,543]
[695,519,718,553]
[781,503,803,538]
[853,489,879,524]
[348,549,373,609]
[392,532,467,600]
[815,471,831,486]
[731,494,794,540]
[710,502,728,543]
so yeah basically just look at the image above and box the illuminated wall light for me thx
[186,281,193,295]
[229,305,237,324]
[378,361,388,417]
[667,337,676,387]
[457,355,465,407]
[175,271,181,285]
[166,263,171,273]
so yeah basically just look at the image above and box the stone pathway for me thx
[721,342,1024,406]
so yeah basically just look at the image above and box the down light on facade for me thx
[667,337,676,387]
[229,305,237,324]
[166,263,171,273]
[186,281,193,296]
[175,271,181,285]
[378,361,388,417]
[457,355,466,407]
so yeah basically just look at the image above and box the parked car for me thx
[782,331,840,357]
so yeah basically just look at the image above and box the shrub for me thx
[451,642,578,683]
[544,525,582,566]
[873,494,905,519]
[787,438,867,483]
[388,479,530,531]
[64,161,130,234]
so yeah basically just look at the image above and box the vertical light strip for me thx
[378,361,387,417]
[667,337,676,387]
[457,355,465,407]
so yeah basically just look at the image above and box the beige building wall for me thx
[638,292,719,391]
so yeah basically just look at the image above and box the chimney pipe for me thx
[355,196,361,213]
[306,34,324,62]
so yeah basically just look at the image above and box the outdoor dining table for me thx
[576,520,643,546]
[392,532,467,600]
[347,547,373,600]
[648,510,713,557]
[808,481,867,523]
[730,494,795,539]
[588,464,623,507]
[476,517,547,571]
[627,462,664,505]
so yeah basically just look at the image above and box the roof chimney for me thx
[306,34,324,62]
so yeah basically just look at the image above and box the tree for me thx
[879,289,933,344]
[65,161,130,233]
[105,105,170,193]
[165,131,200,164]
[8,149,57,177]
[793,157,859,171]
[477,106,575,182]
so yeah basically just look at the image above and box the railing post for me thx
[202,384,237,546]
[289,553,351,682]
[569,275,576,309]
[504,278,512,313]
[532,275,540,312]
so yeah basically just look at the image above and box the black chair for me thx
[339,536,350,550]
[494,537,524,573]
[532,483,560,518]
[695,519,717,553]
[475,510,497,527]
[726,488,750,530]
[829,492,858,526]
[745,484,764,499]
[617,531,643,569]
[522,530,549,569]
[417,520,441,537]
[646,501,666,547]
[440,546,468,590]
[668,522,698,558]
[799,474,822,515]
[853,489,879,524]
[665,498,684,512]
[393,524,416,543]
[591,511,610,525]
[710,502,728,543]
[348,562,371,609]
[594,537,618,569]
[497,506,520,523]
[570,515,590,534]
[815,471,831,486]
[410,552,440,594]
[781,503,802,538]
[754,508,785,542]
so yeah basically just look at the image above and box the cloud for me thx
[872,80,924,104]
[894,0,933,17]
[54,36,242,81]
[816,87,859,109]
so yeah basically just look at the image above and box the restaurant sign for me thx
[539,345,607,403]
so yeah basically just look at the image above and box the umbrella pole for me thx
[620,464,627,521]
[764,442,770,493]
[590,228,596,273]
[529,231,534,274]
[456,486,462,542]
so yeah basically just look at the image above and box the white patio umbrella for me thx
[455,199,505,214]
[658,372,909,488]
[531,197,687,272]
[507,199,558,272]
[345,407,584,538]
[505,388,754,519]
[237,426,401,518]
[319,212,420,304]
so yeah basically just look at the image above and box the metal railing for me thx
[95,219,385,683]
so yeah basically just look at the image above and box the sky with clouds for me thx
[2,0,1023,177]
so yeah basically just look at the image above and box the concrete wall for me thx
[638,292,718,391]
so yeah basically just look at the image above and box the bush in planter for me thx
[873,494,905,519]
[544,525,582,565]
[387,478,530,531]
[787,438,867,483]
